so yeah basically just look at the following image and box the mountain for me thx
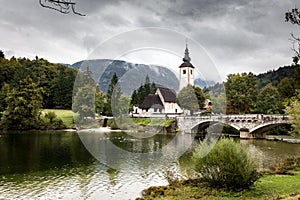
[194,79,216,88]
[71,59,179,95]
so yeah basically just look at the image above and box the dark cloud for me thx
[0,0,299,79]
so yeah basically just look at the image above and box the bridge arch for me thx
[250,122,289,134]
[190,120,240,134]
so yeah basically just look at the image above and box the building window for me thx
[175,109,177,113]
[183,69,186,74]
[190,70,193,74]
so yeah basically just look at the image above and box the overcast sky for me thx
[0,0,299,80]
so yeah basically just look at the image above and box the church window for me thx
[191,70,193,74]
[183,69,186,74]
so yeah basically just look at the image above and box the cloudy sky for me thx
[0,0,299,80]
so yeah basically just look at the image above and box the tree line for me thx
[0,55,78,129]
[1,47,300,133]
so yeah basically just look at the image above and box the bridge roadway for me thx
[176,114,289,139]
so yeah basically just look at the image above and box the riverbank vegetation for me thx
[137,139,300,200]
[138,171,300,199]
[107,118,175,131]
[41,109,75,129]
[192,139,260,190]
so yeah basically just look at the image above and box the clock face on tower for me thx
[179,44,195,91]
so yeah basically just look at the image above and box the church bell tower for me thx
[179,44,195,91]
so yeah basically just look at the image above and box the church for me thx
[132,45,195,117]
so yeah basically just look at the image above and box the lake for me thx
[1,131,300,199]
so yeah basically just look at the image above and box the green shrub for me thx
[40,111,66,130]
[45,111,57,124]
[107,119,119,130]
[192,138,260,191]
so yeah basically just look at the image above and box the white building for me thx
[179,44,195,91]
[132,87,183,117]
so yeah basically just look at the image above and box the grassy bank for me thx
[137,171,300,200]
[42,109,75,128]
[107,118,175,131]
[137,155,300,200]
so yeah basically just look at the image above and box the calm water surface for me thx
[1,131,300,200]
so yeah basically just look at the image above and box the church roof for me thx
[139,94,164,109]
[157,87,177,102]
[180,62,194,68]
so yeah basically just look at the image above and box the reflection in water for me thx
[0,131,95,174]
[77,130,195,171]
[1,131,300,199]
[240,139,300,169]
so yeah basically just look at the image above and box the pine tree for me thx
[73,67,97,121]
[105,72,122,116]
[130,75,157,106]
[1,77,43,130]
[150,82,157,94]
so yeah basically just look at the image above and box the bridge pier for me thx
[240,128,266,139]
[240,128,252,139]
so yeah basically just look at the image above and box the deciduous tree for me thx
[95,89,106,115]
[256,83,282,114]
[177,85,205,111]
[277,77,296,100]
[285,91,300,135]
[225,73,258,114]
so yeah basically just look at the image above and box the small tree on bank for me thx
[193,138,260,191]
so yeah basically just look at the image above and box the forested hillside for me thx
[256,65,300,89]
[0,56,77,110]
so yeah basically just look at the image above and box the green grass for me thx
[42,109,75,128]
[138,171,300,200]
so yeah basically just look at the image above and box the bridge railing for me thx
[176,114,289,123]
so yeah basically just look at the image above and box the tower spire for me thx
[183,40,191,62]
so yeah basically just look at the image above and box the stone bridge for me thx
[176,114,289,139]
